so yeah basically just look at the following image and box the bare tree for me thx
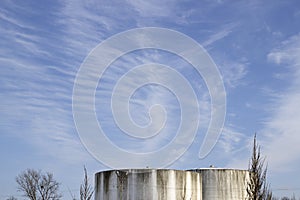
[67,187,77,200]
[80,166,93,200]
[16,169,61,200]
[246,134,272,200]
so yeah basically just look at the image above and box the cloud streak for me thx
[262,33,300,171]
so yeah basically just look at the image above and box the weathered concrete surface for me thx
[95,168,249,200]
[192,168,249,200]
[95,169,202,200]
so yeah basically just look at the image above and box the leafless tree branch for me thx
[16,169,61,200]
[80,166,93,200]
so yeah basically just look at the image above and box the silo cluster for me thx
[94,168,249,200]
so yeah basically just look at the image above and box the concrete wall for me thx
[94,169,201,200]
[192,168,249,200]
[94,168,249,200]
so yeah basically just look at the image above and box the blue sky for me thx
[1,0,300,198]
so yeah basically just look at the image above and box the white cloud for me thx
[127,0,175,17]
[262,33,300,172]
[0,1,94,165]
[202,22,238,47]
[219,59,248,88]
[218,127,248,153]
[212,125,252,169]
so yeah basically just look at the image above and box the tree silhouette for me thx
[80,166,93,200]
[246,134,272,200]
[16,169,61,200]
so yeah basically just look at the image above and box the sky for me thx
[1,0,300,198]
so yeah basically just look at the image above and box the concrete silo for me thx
[94,169,202,200]
[94,168,249,200]
[191,168,249,200]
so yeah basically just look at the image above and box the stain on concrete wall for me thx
[95,168,248,200]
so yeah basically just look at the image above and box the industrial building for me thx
[94,168,249,200]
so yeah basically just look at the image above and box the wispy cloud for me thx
[218,58,248,88]
[127,0,176,17]
[262,33,300,172]
[0,1,92,164]
[202,22,238,47]
[92,49,209,153]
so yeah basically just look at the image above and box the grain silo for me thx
[191,168,249,200]
[94,168,249,200]
[94,169,201,200]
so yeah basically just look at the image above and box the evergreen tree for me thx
[246,134,272,200]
